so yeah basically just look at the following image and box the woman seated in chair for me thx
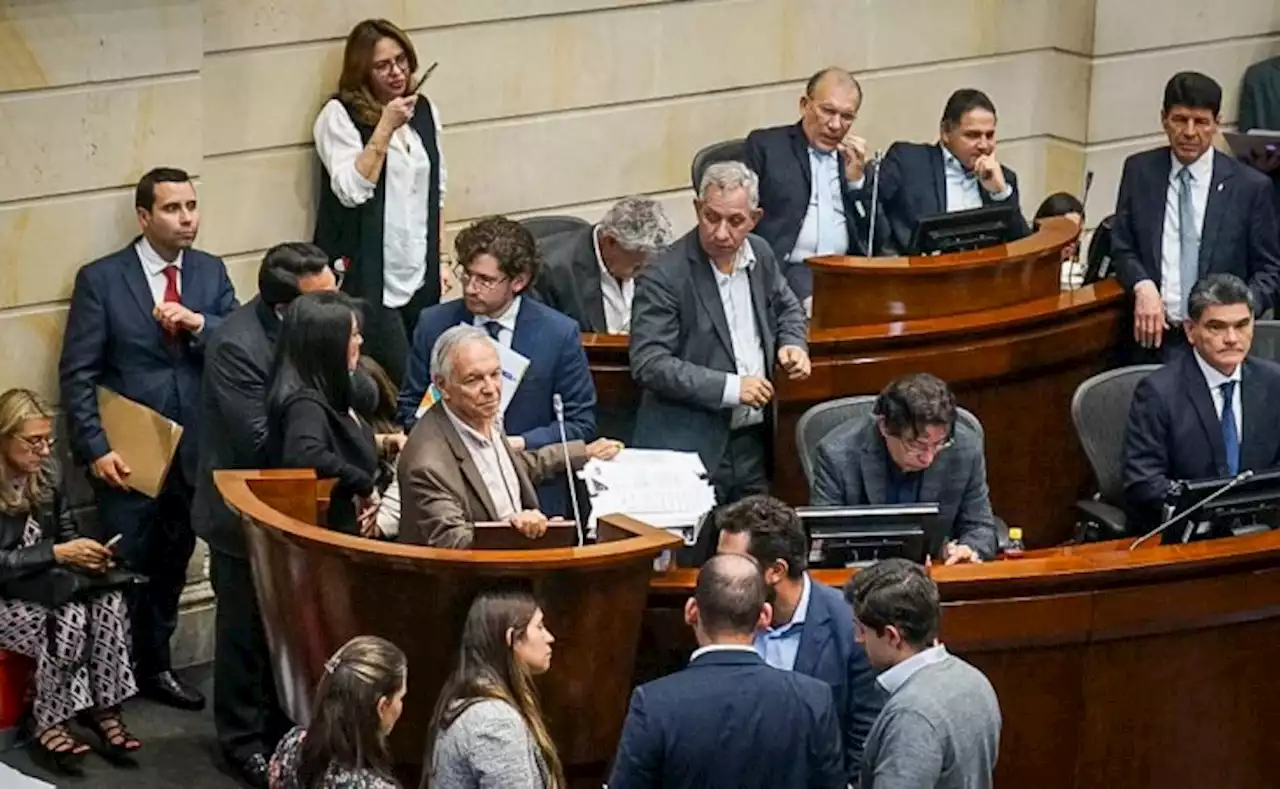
[0,389,140,774]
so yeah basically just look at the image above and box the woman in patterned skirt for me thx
[0,389,140,774]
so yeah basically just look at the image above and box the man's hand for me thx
[973,154,1007,195]
[153,302,205,334]
[738,376,775,408]
[586,438,624,460]
[1133,280,1165,349]
[837,133,868,183]
[509,509,548,539]
[777,345,811,380]
[91,451,131,489]
[53,538,113,572]
[506,435,526,452]
[377,433,408,456]
[943,542,981,566]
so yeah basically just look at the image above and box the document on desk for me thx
[415,327,530,419]
[582,449,716,543]
[96,387,183,499]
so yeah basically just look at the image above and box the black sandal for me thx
[29,724,89,775]
[81,707,142,763]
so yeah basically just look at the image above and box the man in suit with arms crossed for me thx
[1123,274,1280,532]
[59,167,238,710]
[609,552,845,789]
[1111,72,1280,361]
[630,161,810,506]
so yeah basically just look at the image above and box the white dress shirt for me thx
[473,296,521,348]
[135,236,183,305]
[1159,148,1214,321]
[442,404,522,520]
[713,243,767,429]
[593,226,633,334]
[313,98,448,310]
[941,145,1013,212]
[1192,348,1243,438]
[689,643,759,663]
[788,148,849,262]
[877,643,949,694]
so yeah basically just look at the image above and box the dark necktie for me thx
[1220,380,1239,475]
[483,321,503,342]
[162,265,181,341]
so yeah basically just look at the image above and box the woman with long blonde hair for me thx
[422,589,565,789]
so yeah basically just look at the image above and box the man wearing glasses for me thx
[396,215,597,519]
[809,373,996,563]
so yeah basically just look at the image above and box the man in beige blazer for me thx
[398,324,620,547]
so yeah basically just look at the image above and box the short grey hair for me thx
[599,197,674,255]
[1187,273,1255,322]
[698,161,760,210]
[430,324,493,384]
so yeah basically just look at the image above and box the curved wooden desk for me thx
[214,469,681,780]
[644,532,1280,789]
[586,218,1127,546]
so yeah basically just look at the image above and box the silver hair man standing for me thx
[533,196,674,334]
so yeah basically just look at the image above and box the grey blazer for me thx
[429,699,549,789]
[532,225,609,333]
[629,230,807,471]
[810,417,998,559]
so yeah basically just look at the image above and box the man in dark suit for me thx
[810,374,997,562]
[870,88,1029,253]
[717,495,883,783]
[1238,56,1280,215]
[532,196,673,334]
[744,67,888,311]
[1123,274,1280,532]
[58,167,238,710]
[609,553,845,789]
[1112,71,1280,362]
[192,243,336,787]
[630,161,810,505]
[397,216,597,517]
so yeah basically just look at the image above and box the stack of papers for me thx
[582,449,717,544]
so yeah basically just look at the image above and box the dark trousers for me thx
[94,465,196,677]
[692,426,770,565]
[209,548,292,760]
[360,282,439,388]
[1125,321,1192,366]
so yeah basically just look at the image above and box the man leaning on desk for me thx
[396,325,620,548]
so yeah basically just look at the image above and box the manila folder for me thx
[96,387,184,499]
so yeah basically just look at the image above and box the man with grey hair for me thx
[534,196,674,334]
[396,324,621,547]
[631,161,809,516]
[1123,273,1280,532]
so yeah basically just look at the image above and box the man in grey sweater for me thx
[845,559,1001,789]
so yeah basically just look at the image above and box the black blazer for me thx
[0,465,80,585]
[1110,147,1280,314]
[1122,352,1280,530]
[58,240,238,480]
[532,225,610,333]
[870,141,1029,254]
[609,649,845,789]
[266,388,378,534]
[743,123,889,302]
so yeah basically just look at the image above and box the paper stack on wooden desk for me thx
[96,387,183,499]
[582,448,716,547]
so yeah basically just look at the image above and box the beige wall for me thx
[1,0,1277,402]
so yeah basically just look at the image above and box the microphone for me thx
[866,150,884,257]
[553,393,586,547]
[1129,470,1254,550]
[1081,169,1094,208]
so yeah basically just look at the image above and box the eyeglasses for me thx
[453,265,510,293]
[897,435,954,457]
[372,55,410,77]
[16,435,55,451]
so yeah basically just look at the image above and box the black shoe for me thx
[139,670,206,711]
[225,751,269,789]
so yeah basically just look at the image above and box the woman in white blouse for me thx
[314,18,447,387]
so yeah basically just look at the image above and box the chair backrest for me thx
[1083,214,1115,284]
[1070,365,1160,504]
[1250,320,1280,364]
[690,139,748,193]
[520,215,591,242]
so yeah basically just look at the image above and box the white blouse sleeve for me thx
[313,99,377,209]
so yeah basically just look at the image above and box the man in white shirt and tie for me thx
[1111,71,1280,363]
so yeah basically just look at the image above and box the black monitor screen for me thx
[1162,468,1280,544]
[908,203,1021,256]
[797,504,941,567]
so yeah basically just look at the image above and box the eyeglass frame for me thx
[372,54,410,77]
[886,428,954,458]
[14,434,55,452]
[453,263,511,293]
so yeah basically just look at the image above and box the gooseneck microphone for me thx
[553,393,586,547]
[1129,470,1254,551]
[867,149,884,257]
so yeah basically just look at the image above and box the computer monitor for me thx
[1161,468,1280,545]
[907,203,1022,256]
[797,504,940,567]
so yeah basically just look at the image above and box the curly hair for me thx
[453,215,541,284]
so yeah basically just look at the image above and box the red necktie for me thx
[162,266,181,340]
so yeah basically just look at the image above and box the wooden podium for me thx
[585,218,1128,546]
[214,469,681,783]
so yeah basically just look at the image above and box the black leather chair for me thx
[519,215,590,242]
[1249,320,1280,363]
[690,139,747,192]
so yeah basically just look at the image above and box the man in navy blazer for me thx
[717,495,883,784]
[396,216,597,516]
[609,553,845,789]
[744,67,889,310]
[58,167,238,710]
[1123,274,1280,532]
[1112,72,1280,363]
[867,88,1029,254]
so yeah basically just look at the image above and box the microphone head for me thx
[552,393,564,417]
[873,149,883,164]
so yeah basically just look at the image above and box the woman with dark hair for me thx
[1034,191,1086,266]
[352,356,406,538]
[269,635,407,789]
[423,589,564,789]
[265,292,388,536]
[313,18,447,387]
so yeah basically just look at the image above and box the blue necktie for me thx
[814,152,834,254]
[1177,167,1200,316]
[483,320,503,342]
[1220,380,1239,476]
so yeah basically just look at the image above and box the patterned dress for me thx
[0,515,137,730]
[269,726,400,789]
